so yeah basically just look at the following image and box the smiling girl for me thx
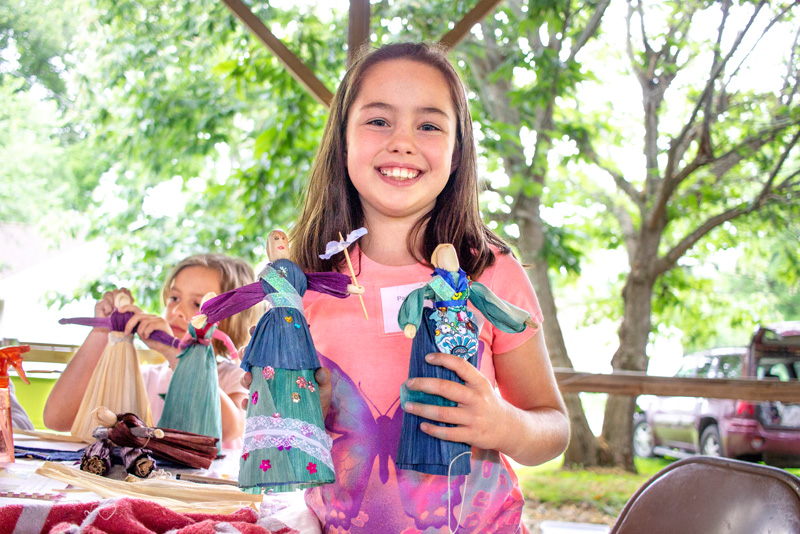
[285,42,570,533]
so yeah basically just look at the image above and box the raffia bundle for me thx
[36,461,262,514]
[93,408,219,469]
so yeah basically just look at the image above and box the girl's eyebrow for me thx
[358,101,451,119]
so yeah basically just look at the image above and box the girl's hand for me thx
[239,367,333,419]
[95,288,133,319]
[401,352,508,451]
[118,304,180,360]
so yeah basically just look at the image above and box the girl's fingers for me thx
[240,371,253,389]
[423,352,483,384]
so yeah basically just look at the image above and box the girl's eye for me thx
[367,118,388,127]
[168,296,179,303]
[420,123,441,132]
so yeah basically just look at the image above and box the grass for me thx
[517,456,800,518]
[517,457,671,516]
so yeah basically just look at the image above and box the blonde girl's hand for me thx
[239,367,333,419]
[95,288,133,319]
[401,352,508,451]
[118,304,179,359]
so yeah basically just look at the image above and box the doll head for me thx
[431,243,460,272]
[267,230,290,262]
[114,292,132,309]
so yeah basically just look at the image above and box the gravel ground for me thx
[523,501,617,533]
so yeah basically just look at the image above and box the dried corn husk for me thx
[36,461,262,513]
[13,428,87,443]
[70,332,153,442]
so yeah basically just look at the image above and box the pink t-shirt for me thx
[304,248,542,533]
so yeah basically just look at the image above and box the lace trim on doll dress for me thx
[243,415,334,470]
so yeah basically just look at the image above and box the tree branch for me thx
[656,125,800,276]
[654,1,768,231]
[568,0,611,61]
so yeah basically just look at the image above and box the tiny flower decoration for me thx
[307,462,317,475]
[251,391,259,405]
[271,412,281,418]
[296,376,307,389]
[308,383,316,393]
[260,459,271,471]
[241,452,249,461]
[262,366,275,380]
[291,392,301,403]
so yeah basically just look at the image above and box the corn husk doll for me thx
[201,229,364,493]
[158,292,238,451]
[396,244,538,476]
[59,293,180,442]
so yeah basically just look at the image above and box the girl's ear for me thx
[450,146,461,173]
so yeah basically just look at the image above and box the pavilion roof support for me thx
[220,0,334,108]
[348,0,371,67]
[438,0,504,49]
[219,0,507,108]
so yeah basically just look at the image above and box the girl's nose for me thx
[172,302,192,321]
[388,125,416,154]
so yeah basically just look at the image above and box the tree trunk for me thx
[600,260,655,471]
[518,196,600,468]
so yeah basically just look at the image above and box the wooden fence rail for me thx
[11,344,800,403]
[554,367,800,403]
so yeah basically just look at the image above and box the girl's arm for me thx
[403,329,569,466]
[43,289,130,431]
[220,388,246,442]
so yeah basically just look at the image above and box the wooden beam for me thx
[220,0,333,108]
[348,0,371,67]
[554,368,800,403]
[438,0,505,49]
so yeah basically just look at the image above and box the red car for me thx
[634,322,800,467]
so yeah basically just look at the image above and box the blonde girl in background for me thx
[44,253,260,449]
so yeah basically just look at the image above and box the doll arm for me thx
[202,282,265,323]
[397,286,428,338]
[468,281,535,333]
[58,317,112,328]
[306,271,352,298]
[211,328,239,359]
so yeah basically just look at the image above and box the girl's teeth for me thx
[381,168,419,179]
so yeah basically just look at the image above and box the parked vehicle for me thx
[634,322,800,467]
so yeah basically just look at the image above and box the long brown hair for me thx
[290,42,510,278]
[161,254,258,356]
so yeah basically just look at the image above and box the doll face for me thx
[267,230,290,262]
[345,58,458,224]
[165,266,222,339]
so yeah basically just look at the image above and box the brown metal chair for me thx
[610,456,800,534]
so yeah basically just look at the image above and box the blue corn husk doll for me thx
[158,293,238,452]
[201,229,363,493]
[396,243,538,476]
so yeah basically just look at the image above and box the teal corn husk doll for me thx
[396,243,538,476]
[158,293,238,452]
[201,230,363,493]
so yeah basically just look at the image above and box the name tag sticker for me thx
[380,282,427,334]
